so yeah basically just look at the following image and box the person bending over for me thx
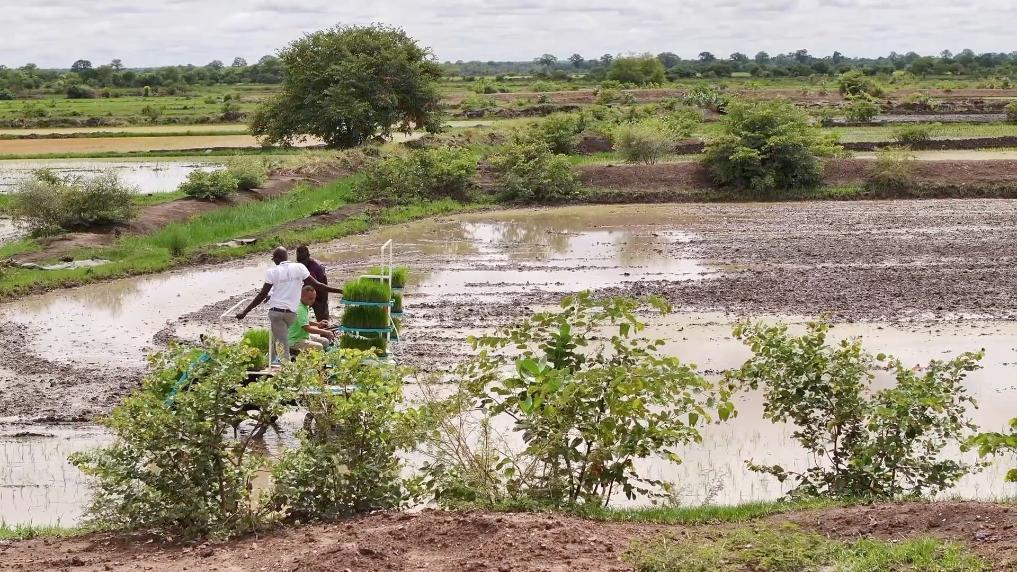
[235,246,342,364]
[289,285,336,353]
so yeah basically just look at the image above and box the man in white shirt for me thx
[236,246,343,364]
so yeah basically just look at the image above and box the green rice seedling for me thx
[391,317,402,340]
[339,333,387,354]
[367,265,409,289]
[392,292,403,314]
[341,305,390,329]
[342,278,392,303]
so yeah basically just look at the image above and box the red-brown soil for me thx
[2,502,1013,571]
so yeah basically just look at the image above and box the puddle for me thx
[2,205,1016,524]
[0,159,223,195]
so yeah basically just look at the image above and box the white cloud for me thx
[0,0,1010,67]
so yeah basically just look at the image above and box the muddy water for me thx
[2,204,1016,524]
[0,159,223,195]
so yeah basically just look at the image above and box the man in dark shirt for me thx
[296,245,331,321]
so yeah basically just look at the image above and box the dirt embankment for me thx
[2,502,1013,571]
[578,158,1017,194]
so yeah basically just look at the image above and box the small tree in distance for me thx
[251,24,443,148]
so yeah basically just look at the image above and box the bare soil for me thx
[2,502,1013,571]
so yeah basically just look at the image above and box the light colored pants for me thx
[268,309,296,364]
[294,334,329,354]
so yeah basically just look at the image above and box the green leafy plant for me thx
[703,99,841,194]
[531,113,586,154]
[240,329,270,370]
[488,140,582,203]
[342,278,392,303]
[844,96,881,122]
[607,55,666,86]
[11,169,138,234]
[338,332,387,354]
[729,320,983,499]
[70,341,294,538]
[970,418,1017,482]
[178,169,240,200]
[418,292,734,508]
[460,94,498,113]
[269,350,416,519]
[356,147,477,204]
[865,146,918,194]
[682,86,729,112]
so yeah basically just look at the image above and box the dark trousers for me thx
[311,294,330,322]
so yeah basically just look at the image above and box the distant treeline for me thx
[442,49,1017,79]
[0,57,283,98]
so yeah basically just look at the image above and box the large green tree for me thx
[250,24,443,148]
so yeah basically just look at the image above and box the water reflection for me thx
[0,159,222,195]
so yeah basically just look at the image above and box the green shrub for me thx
[1005,101,1017,124]
[343,278,392,303]
[0,88,15,100]
[224,157,268,191]
[607,55,666,86]
[865,146,918,193]
[418,293,733,508]
[530,81,562,93]
[356,148,477,204]
[240,329,270,370]
[971,418,1017,483]
[682,86,729,111]
[471,78,506,94]
[703,99,841,193]
[66,84,97,99]
[532,113,585,154]
[661,107,703,138]
[615,123,671,164]
[489,141,582,203]
[270,351,414,519]
[71,342,293,538]
[162,227,189,257]
[729,320,983,499]
[844,96,881,122]
[11,170,138,234]
[837,70,884,97]
[893,124,935,145]
[178,169,240,200]
[595,88,635,105]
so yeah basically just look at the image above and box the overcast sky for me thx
[3,0,1016,68]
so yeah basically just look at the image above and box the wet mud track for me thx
[5,199,1017,423]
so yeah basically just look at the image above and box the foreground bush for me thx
[270,351,416,519]
[356,147,477,203]
[179,169,241,200]
[489,141,581,203]
[971,418,1017,483]
[865,146,918,193]
[71,342,292,537]
[418,292,734,508]
[730,320,983,499]
[703,100,841,193]
[11,170,137,234]
[626,524,988,572]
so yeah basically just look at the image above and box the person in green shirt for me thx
[288,285,336,353]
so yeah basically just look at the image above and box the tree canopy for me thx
[250,24,443,148]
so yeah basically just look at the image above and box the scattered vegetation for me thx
[1005,101,1017,124]
[615,123,672,164]
[224,156,269,191]
[607,55,666,86]
[893,124,936,145]
[837,70,884,98]
[356,148,477,203]
[489,140,582,202]
[11,169,137,234]
[843,96,882,122]
[865,146,918,193]
[730,320,983,499]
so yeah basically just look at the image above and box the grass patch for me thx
[625,524,989,572]
[0,522,82,540]
[579,498,845,526]
[342,278,393,304]
[827,122,1017,143]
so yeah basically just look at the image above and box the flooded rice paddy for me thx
[2,202,1017,524]
[0,158,223,195]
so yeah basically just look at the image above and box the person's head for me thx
[271,246,288,265]
[296,245,311,263]
[300,284,317,306]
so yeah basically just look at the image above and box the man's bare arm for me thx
[304,276,343,295]
[236,283,272,319]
